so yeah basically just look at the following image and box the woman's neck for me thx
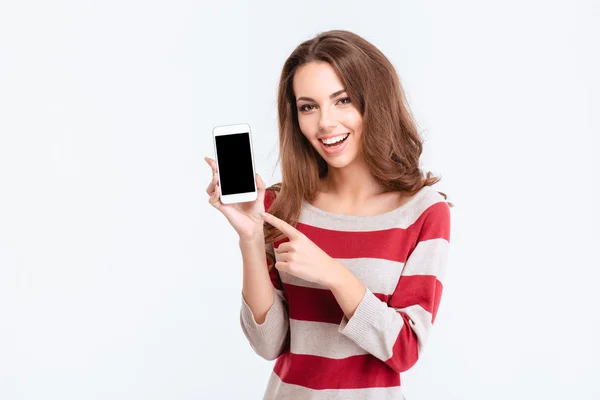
[321,160,384,202]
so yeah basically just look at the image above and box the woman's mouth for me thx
[318,133,350,154]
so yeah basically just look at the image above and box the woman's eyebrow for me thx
[297,89,346,103]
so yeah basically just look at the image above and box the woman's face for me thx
[293,62,364,170]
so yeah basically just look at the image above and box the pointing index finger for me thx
[261,212,301,240]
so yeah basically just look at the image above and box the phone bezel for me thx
[212,123,258,204]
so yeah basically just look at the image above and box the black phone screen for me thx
[215,132,256,195]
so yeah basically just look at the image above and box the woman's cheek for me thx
[298,116,316,139]
[344,109,361,125]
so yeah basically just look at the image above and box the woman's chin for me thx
[320,151,358,169]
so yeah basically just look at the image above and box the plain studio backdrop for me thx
[1,1,598,399]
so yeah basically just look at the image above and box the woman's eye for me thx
[299,104,315,112]
[299,98,351,113]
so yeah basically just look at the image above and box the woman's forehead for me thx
[293,63,344,99]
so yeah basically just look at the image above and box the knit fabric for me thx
[240,185,451,399]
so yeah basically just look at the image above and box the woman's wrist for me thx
[238,232,266,250]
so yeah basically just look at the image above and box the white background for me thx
[1,1,598,399]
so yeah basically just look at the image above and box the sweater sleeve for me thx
[338,201,451,373]
[239,190,290,361]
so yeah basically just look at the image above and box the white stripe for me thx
[337,290,405,361]
[278,257,404,294]
[278,240,448,292]
[286,294,435,365]
[402,238,449,284]
[289,319,368,359]
[394,304,433,355]
[239,288,289,361]
[264,372,405,400]
[299,185,445,231]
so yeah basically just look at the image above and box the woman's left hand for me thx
[260,212,345,288]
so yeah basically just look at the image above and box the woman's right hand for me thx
[204,157,266,242]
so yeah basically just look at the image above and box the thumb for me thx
[255,173,266,205]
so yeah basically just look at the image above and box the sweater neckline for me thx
[301,186,430,221]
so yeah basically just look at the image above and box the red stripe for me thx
[283,284,343,323]
[273,352,401,389]
[268,265,284,291]
[432,281,443,323]
[289,201,450,262]
[284,276,442,324]
[295,223,417,263]
[269,196,449,264]
[418,201,451,242]
[386,313,420,372]
[265,190,284,289]
[390,276,442,314]
[283,283,397,324]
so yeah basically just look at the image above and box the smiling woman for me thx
[264,29,451,256]
[293,63,364,163]
[206,29,453,400]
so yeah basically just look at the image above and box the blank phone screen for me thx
[215,132,256,195]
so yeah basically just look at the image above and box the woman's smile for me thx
[318,132,350,154]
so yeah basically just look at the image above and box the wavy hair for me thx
[264,30,452,266]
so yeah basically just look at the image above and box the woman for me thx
[205,29,452,399]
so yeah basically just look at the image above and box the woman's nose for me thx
[318,109,338,131]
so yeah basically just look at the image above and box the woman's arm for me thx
[240,237,275,324]
[337,201,451,373]
[239,191,289,361]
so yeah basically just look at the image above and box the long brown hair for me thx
[264,30,452,266]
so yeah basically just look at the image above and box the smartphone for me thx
[212,123,258,204]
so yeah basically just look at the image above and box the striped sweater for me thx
[240,185,451,399]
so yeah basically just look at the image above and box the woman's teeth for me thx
[320,133,349,147]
